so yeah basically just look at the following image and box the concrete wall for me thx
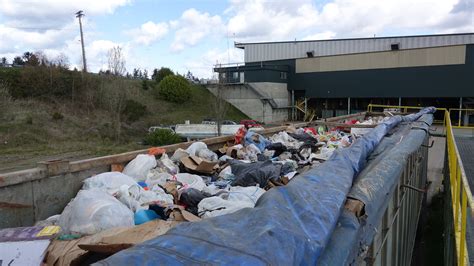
[208,82,290,123]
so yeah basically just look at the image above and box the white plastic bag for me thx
[186,142,207,156]
[198,186,265,218]
[82,172,137,194]
[58,189,134,235]
[197,148,218,162]
[156,153,179,175]
[116,184,174,212]
[122,154,157,182]
[175,173,206,191]
[146,171,173,187]
[171,148,189,162]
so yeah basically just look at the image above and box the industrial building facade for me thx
[213,33,474,122]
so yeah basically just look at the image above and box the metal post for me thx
[348,97,351,114]
[398,97,402,107]
[291,90,295,121]
[75,11,87,73]
[459,97,462,127]
[304,97,308,115]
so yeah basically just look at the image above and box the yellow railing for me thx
[445,110,473,265]
[367,104,472,265]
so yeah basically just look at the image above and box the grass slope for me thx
[0,78,247,172]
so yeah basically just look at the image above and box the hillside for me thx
[0,67,247,172]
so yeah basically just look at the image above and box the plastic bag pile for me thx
[42,123,374,236]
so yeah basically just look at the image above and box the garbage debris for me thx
[198,186,265,218]
[6,119,387,264]
[82,172,137,194]
[58,189,134,235]
[122,154,157,182]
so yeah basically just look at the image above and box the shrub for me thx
[152,67,174,84]
[141,79,149,90]
[144,129,182,146]
[122,99,147,122]
[52,111,64,120]
[154,75,191,103]
[25,115,33,124]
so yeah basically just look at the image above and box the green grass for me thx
[0,80,248,172]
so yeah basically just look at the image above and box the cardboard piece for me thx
[78,219,179,253]
[167,206,201,222]
[45,220,180,266]
[180,155,217,174]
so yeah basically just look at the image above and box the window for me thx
[232,71,239,80]
[306,51,314,57]
[391,43,400,50]
[280,72,287,79]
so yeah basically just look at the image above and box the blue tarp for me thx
[319,113,433,265]
[97,107,436,266]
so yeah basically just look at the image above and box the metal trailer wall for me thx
[319,113,432,265]
[238,33,474,63]
[0,124,305,229]
[364,143,428,265]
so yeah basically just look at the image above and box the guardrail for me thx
[367,104,473,265]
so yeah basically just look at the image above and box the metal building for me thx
[214,33,474,122]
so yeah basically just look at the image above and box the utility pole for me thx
[75,10,87,72]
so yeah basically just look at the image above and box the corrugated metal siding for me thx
[243,34,474,62]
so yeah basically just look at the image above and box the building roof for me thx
[235,32,474,63]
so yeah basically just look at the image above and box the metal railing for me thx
[367,104,473,265]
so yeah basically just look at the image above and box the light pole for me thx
[75,10,87,73]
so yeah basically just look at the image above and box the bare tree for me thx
[212,70,229,136]
[107,46,126,76]
[54,53,70,69]
[103,46,129,141]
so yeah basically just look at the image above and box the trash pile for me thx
[11,124,363,264]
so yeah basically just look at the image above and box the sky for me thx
[0,0,472,78]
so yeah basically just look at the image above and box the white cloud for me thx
[302,31,336,41]
[170,8,224,52]
[0,0,130,29]
[0,22,76,53]
[225,0,471,42]
[125,21,169,46]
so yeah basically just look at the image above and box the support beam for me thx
[348,97,351,115]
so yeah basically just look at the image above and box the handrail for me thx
[367,104,472,265]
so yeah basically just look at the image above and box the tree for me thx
[143,69,148,80]
[107,46,126,76]
[141,79,149,90]
[104,46,129,140]
[12,56,24,66]
[154,75,191,103]
[213,78,230,135]
[54,53,69,69]
[23,52,39,66]
[133,68,139,79]
[1,57,7,65]
[153,67,174,84]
